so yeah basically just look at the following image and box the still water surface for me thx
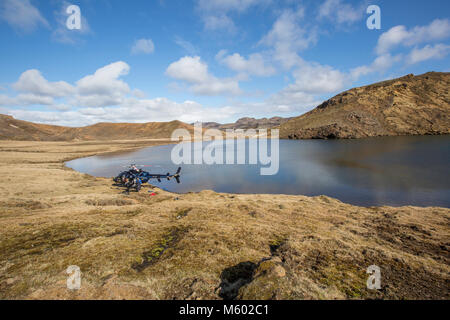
[66,135,450,207]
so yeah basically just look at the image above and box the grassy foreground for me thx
[0,140,448,300]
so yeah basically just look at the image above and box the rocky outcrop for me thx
[195,116,293,131]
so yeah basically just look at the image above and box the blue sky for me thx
[0,0,449,126]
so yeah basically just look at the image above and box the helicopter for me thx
[113,164,181,192]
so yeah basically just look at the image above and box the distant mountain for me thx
[279,72,450,139]
[0,114,194,141]
[193,117,292,130]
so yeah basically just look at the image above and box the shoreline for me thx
[0,139,448,300]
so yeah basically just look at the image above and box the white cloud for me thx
[2,55,348,126]
[0,94,18,106]
[0,0,49,33]
[5,98,240,127]
[174,36,198,55]
[3,61,299,125]
[195,0,268,32]
[50,104,71,111]
[5,62,132,109]
[376,25,409,55]
[203,14,236,32]
[350,54,402,79]
[15,93,54,105]
[78,107,108,116]
[376,19,450,55]
[191,80,241,96]
[406,44,450,65]
[166,56,241,96]
[289,63,348,94]
[267,90,321,114]
[132,89,146,98]
[73,61,131,108]
[0,93,53,106]
[349,19,450,79]
[76,61,130,96]
[260,9,317,70]
[166,56,210,83]
[71,94,125,108]
[408,44,450,65]
[0,55,356,127]
[210,61,350,119]
[196,0,262,12]
[264,62,347,114]
[12,69,74,97]
[5,109,82,126]
[318,0,365,25]
[2,61,244,126]
[216,51,276,77]
[131,38,155,55]
[119,98,238,123]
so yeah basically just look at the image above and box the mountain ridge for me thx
[192,116,293,130]
[0,115,194,141]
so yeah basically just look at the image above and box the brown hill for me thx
[0,114,194,141]
[279,72,450,139]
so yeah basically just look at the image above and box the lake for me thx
[66,135,450,207]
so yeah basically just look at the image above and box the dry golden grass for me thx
[0,140,448,300]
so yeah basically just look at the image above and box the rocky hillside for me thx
[0,114,194,141]
[195,117,292,130]
[279,72,450,139]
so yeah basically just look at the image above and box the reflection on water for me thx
[66,135,450,207]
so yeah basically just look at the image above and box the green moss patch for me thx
[132,227,187,272]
